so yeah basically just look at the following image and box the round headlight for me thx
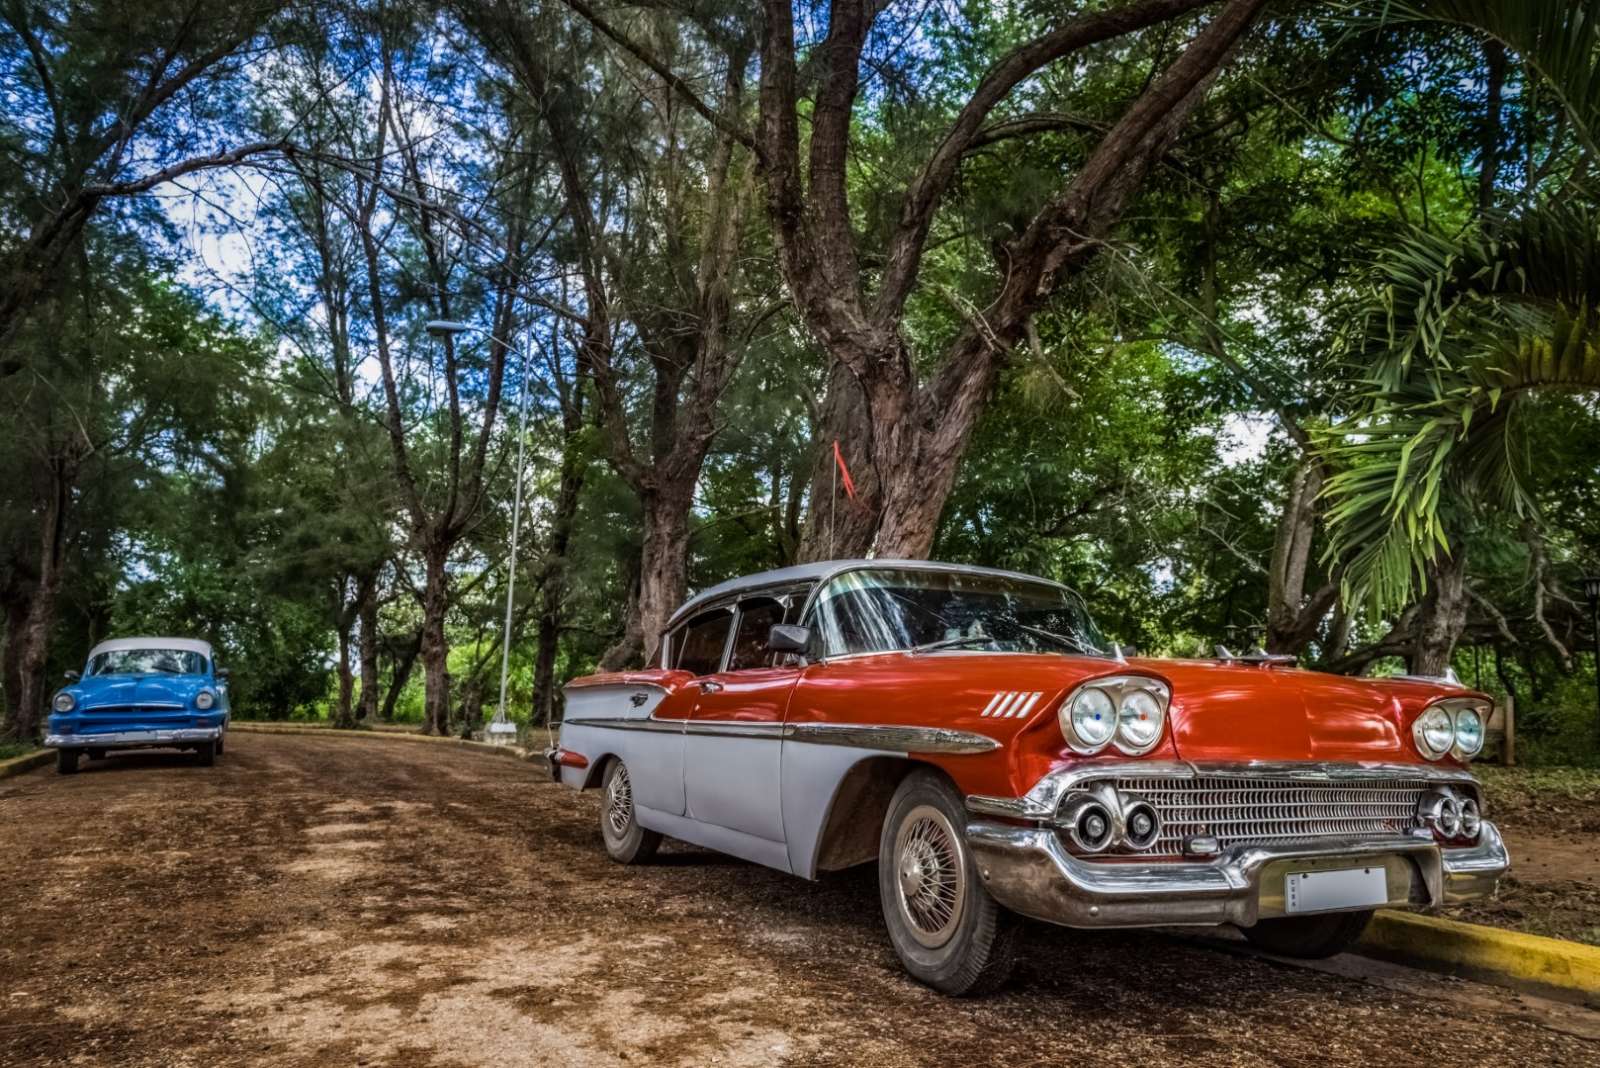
[53,692,76,713]
[1413,705,1453,759]
[1062,687,1116,753]
[1459,797,1482,838]
[195,690,215,710]
[1115,689,1165,754]
[1452,705,1485,756]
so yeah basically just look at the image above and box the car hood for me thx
[70,673,210,710]
[1125,658,1471,764]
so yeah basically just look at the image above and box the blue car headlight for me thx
[195,690,216,710]
[53,692,75,713]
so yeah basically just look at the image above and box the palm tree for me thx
[1320,0,1600,672]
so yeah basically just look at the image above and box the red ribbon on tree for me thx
[832,440,858,501]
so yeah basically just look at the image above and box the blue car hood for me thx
[73,674,208,710]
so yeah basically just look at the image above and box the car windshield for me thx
[808,568,1109,658]
[87,649,208,676]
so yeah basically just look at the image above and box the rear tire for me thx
[56,749,80,775]
[600,759,661,864]
[878,769,1020,996]
[194,741,216,767]
[87,749,105,762]
[1242,909,1374,958]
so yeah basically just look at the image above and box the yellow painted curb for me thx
[230,722,547,765]
[0,748,52,780]
[1362,910,1600,1004]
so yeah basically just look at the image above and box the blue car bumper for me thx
[46,726,223,749]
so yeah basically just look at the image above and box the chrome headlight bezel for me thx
[195,690,216,711]
[53,691,76,713]
[1415,697,1490,761]
[1059,676,1170,756]
[1412,704,1455,760]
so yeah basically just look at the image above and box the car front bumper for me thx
[45,727,223,749]
[965,818,1510,929]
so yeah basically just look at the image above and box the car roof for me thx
[667,559,1067,627]
[87,637,215,660]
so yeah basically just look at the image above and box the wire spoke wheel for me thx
[893,804,967,948]
[605,762,634,838]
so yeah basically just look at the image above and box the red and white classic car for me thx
[549,561,1509,994]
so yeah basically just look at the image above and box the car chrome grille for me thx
[1111,776,1462,855]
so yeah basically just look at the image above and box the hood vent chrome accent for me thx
[979,691,1044,719]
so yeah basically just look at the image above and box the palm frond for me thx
[1349,0,1600,154]
[1322,204,1600,612]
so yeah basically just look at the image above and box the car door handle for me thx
[697,680,723,694]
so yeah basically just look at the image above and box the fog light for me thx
[1057,795,1115,853]
[1417,788,1464,838]
[1459,798,1481,839]
[1121,799,1161,851]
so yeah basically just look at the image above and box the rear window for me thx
[673,610,733,676]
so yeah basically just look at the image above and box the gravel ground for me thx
[1,733,1595,1067]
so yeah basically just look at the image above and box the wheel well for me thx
[578,754,613,790]
[812,757,939,873]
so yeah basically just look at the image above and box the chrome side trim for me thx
[565,716,999,754]
[970,759,1484,820]
[563,716,685,734]
[784,722,1000,754]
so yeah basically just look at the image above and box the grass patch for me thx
[0,741,41,761]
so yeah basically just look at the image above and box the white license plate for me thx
[1284,866,1389,914]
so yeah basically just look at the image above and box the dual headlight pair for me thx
[1059,675,1170,756]
[51,690,216,712]
[1413,698,1487,761]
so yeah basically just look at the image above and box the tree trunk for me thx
[1410,551,1468,676]
[332,620,357,729]
[1264,459,1340,656]
[419,544,452,735]
[532,439,586,725]
[633,484,695,668]
[1,468,72,742]
[797,361,880,561]
[379,630,422,723]
[357,585,380,721]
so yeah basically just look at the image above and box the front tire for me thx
[215,733,225,756]
[878,769,1019,996]
[56,749,80,775]
[194,741,216,767]
[600,759,661,864]
[1242,909,1374,958]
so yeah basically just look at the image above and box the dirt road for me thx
[2,733,1595,1067]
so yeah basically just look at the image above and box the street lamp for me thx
[425,318,534,744]
[1584,575,1600,745]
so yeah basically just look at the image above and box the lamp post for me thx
[1584,575,1600,745]
[425,318,534,744]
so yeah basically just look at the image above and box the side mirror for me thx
[64,670,79,682]
[766,624,813,659]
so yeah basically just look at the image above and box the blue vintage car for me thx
[44,637,231,774]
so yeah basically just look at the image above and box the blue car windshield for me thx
[88,649,208,676]
[808,567,1109,658]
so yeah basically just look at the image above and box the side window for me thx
[727,598,788,671]
[674,609,733,676]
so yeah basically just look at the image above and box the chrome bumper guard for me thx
[45,728,223,749]
[965,818,1509,929]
